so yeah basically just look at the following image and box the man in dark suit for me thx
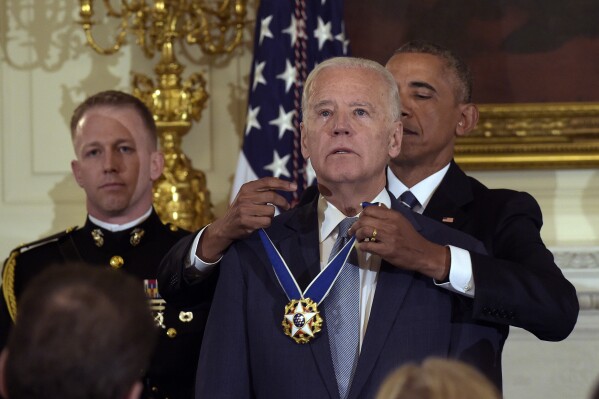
[0,90,214,399]
[160,43,579,397]
[194,57,506,399]
[348,41,578,343]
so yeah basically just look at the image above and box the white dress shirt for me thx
[187,225,218,272]
[318,189,390,349]
[387,165,475,297]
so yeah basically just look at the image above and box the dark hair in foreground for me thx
[591,378,599,399]
[5,264,157,399]
[393,40,473,103]
[70,90,158,147]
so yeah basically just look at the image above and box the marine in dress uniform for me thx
[0,209,215,399]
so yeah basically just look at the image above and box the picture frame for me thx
[456,102,599,170]
[344,0,599,170]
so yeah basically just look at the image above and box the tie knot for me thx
[399,190,420,210]
[337,217,358,239]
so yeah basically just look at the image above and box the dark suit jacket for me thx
[0,210,212,399]
[423,161,579,341]
[195,195,506,399]
[158,231,220,311]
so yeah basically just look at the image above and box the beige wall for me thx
[1,1,598,398]
[0,0,252,255]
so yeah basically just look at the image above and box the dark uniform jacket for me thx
[0,209,216,399]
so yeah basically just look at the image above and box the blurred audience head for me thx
[0,264,157,399]
[375,357,501,399]
[591,377,599,399]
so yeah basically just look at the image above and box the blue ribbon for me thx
[259,229,356,304]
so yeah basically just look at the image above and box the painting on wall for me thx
[345,0,599,169]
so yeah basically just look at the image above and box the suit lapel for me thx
[278,200,321,290]
[273,199,340,399]
[310,315,341,398]
[424,161,472,230]
[349,261,415,399]
[348,199,421,399]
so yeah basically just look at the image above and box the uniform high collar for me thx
[88,207,153,232]
[82,208,164,252]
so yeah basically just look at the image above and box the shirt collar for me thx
[386,164,450,210]
[318,189,391,243]
[88,207,153,232]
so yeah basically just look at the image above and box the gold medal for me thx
[259,229,354,345]
[282,298,323,344]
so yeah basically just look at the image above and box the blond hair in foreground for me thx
[376,358,501,399]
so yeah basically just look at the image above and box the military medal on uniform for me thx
[259,229,356,344]
[144,279,166,328]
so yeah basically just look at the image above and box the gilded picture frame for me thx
[456,102,599,170]
[344,0,599,170]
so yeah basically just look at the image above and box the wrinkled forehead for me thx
[309,67,387,105]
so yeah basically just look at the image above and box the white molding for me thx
[550,247,599,310]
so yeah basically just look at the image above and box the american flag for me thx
[230,0,350,204]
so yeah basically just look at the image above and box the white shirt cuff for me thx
[188,225,221,273]
[435,246,475,297]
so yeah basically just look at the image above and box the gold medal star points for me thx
[282,298,323,344]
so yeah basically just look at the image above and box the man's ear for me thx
[388,121,403,159]
[456,103,479,137]
[0,349,9,398]
[71,160,84,187]
[300,122,310,160]
[149,152,165,181]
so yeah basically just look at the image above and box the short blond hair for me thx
[70,90,158,149]
[375,358,501,399]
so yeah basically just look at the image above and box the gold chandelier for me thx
[78,0,248,231]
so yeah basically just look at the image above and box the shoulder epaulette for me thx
[10,226,78,254]
[1,226,77,322]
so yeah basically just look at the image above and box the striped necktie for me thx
[399,190,420,210]
[326,217,359,399]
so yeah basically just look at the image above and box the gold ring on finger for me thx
[369,228,377,242]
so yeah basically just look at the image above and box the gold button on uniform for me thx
[109,256,124,269]
[166,328,177,338]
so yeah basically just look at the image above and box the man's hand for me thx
[197,177,297,262]
[349,205,450,281]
